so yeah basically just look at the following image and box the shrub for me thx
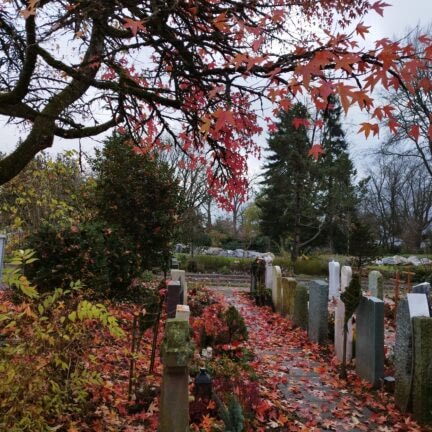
[24,222,143,299]
[0,251,124,431]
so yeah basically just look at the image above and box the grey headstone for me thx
[412,317,432,425]
[368,270,383,299]
[293,285,309,330]
[356,296,384,387]
[407,293,430,318]
[395,299,413,413]
[167,280,183,319]
[308,280,329,345]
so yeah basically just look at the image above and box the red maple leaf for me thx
[123,18,145,36]
[308,144,325,161]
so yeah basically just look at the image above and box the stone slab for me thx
[340,266,352,292]
[395,299,412,413]
[356,296,384,387]
[328,261,340,299]
[272,266,282,313]
[308,280,329,345]
[171,269,188,304]
[167,280,183,319]
[334,299,353,362]
[412,317,432,425]
[369,270,383,299]
[407,293,430,318]
[293,285,308,330]
[281,277,296,318]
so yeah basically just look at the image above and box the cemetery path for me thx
[211,286,428,432]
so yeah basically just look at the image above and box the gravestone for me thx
[308,280,329,345]
[356,296,384,387]
[328,261,340,299]
[175,304,190,321]
[340,266,352,292]
[369,270,383,299]
[412,316,432,425]
[335,266,353,361]
[412,282,431,308]
[264,255,273,290]
[281,277,296,318]
[167,280,183,319]
[407,293,429,318]
[171,269,188,304]
[334,299,353,362]
[160,319,194,432]
[272,266,282,313]
[395,299,412,413]
[293,285,308,330]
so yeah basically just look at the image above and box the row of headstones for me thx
[270,261,432,425]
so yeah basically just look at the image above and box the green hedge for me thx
[177,253,328,276]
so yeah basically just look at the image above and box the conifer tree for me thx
[318,96,357,253]
[258,103,321,261]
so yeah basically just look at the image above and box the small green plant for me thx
[216,394,244,432]
[224,306,248,343]
[0,251,124,431]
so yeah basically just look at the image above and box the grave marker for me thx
[308,280,329,345]
[328,261,340,299]
[293,285,308,330]
[167,280,183,319]
[356,296,384,387]
[412,316,432,425]
[281,277,296,318]
[407,293,429,318]
[369,270,383,299]
[171,269,188,304]
[335,266,353,361]
[160,319,194,432]
[272,266,282,313]
[340,266,352,292]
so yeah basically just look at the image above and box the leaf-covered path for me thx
[212,287,429,432]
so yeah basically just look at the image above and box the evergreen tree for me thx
[258,103,321,262]
[318,96,357,253]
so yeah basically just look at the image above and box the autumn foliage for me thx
[0,0,431,206]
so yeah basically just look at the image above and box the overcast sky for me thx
[2,1,431,182]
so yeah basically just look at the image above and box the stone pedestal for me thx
[281,277,296,318]
[356,296,384,387]
[171,269,188,304]
[167,281,183,319]
[328,261,340,299]
[369,271,383,299]
[334,299,353,362]
[160,319,194,432]
[412,316,432,425]
[264,256,273,290]
[308,280,329,345]
[272,266,282,313]
[293,285,308,330]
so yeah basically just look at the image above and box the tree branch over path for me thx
[0,0,431,203]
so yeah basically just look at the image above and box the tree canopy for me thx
[1,0,431,203]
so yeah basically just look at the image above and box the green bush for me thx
[24,222,143,299]
[182,255,253,273]
[293,258,328,276]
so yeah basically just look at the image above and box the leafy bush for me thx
[0,251,124,431]
[24,222,143,299]
[182,255,253,273]
[91,133,180,270]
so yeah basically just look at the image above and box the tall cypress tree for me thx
[258,103,321,261]
[318,96,357,253]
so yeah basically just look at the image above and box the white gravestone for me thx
[407,293,430,318]
[264,255,273,290]
[335,266,353,362]
[328,261,340,299]
[340,266,352,292]
[175,304,190,321]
